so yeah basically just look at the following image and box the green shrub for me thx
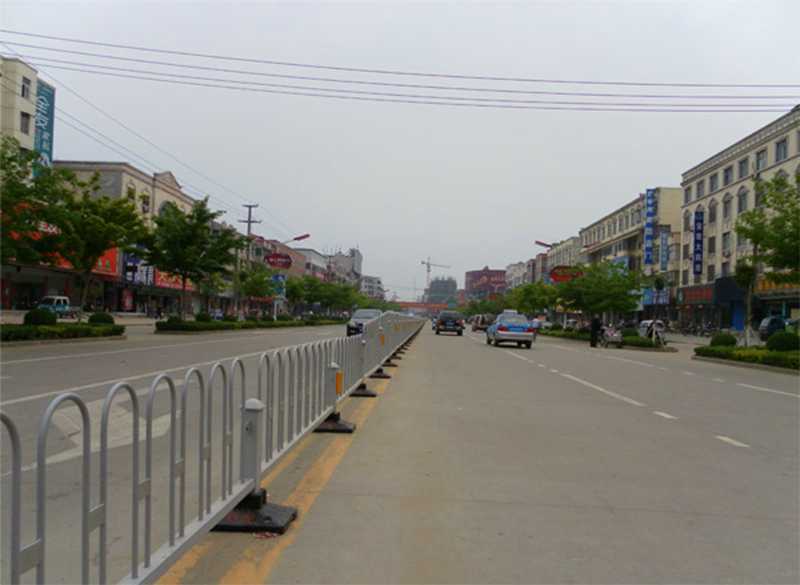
[166,315,183,325]
[710,333,737,347]
[222,314,238,323]
[621,328,639,338]
[550,324,563,331]
[622,336,657,348]
[694,345,736,359]
[245,315,259,322]
[766,331,800,352]
[761,351,800,370]
[276,314,293,321]
[694,345,799,370]
[88,312,115,325]
[195,312,212,322]
[1,323,124,341]
[24,309,57,326]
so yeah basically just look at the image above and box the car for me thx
[36,295,77,318]
[638,319,665,338]
[435,311,465,335]
[538,320,553,330]
[471,313,494,332]
[346,308,382,336]
[759,315,787,341]
[486,313,534,348]
[564,318,579,331]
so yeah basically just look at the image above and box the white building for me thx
[505,262,528,289]
[0,57,39,151]
[360,275,384,299]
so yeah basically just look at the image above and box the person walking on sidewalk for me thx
[590,314,601,348]
[531,315,541,342]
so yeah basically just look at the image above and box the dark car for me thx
[435,311,465,336]
[759,315,787,341]
[471,313,494,332]
[346,308,382,336]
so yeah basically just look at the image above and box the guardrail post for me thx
[352,338,377,397]
[214,398,298,534]
[314,360,356,433]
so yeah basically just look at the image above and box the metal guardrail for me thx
[1,312,423,584]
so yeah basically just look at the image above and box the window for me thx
[722,231,731,253]
[755,149,767,171]
[738,158,749,179]
[693,272,701,284]
[721,262,730,277]
[21,77,31,99]
[722,193,732,219]
[707,264,715,281]
[723,166,733,186]
[696,179,706,198]
[684,187,692,205]
[737,189,748,213]
[19,112,31,135]
[682,269,689,285]
[776,138,788,162]
[683,210,691,231]
[682,243,690,260]
[708,236,716,254]
[708,199,717,223]
[709,173,719,192]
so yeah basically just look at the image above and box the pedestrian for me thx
[531,315,541,342]
[590,314,601,348]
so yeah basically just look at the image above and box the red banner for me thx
[154,270,194,291]
[266,253,293,269]
[54,248,119,276]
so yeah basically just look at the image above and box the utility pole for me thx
[238,204,262,264]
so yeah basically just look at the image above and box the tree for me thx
[285,276,305,311]
[196,272,227,313]
[508,282,558,316]
[44,173,148,320]
[1,136,67,265]
[556,262,642,318]
[237,264,276,300]
[735,173,799,345]
[147,198,245,318]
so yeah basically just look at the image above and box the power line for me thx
[4,44,798,100]
[0,41,298,236]
[2,29,798,88]
[13,56,795,109]
[8,61,790,113]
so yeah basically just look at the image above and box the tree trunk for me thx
[744,282,753,347]
[181,275,188,320]
[78,270,93,323]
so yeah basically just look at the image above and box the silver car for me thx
[347,308,382,336]
[486,313,534,348]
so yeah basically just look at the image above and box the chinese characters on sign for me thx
[33,80,56,175]
[659,230,669,271]
[643,189,656,265]
[693,210,704,275]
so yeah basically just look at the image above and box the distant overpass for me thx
[395,301,450,313]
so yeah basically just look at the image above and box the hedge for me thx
[88,312,115,325]
[538,329,592,341]
[2,324,125,342]
[621,336,658,348]
[694,345,799,370]
[24,309,57,326]
[766,331,800,352]
[155,319,347,332]
[710,333,737,347]
[621,328,639,338]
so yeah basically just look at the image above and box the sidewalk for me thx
[0,310,156,326]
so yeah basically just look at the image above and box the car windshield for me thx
[499,315,529,325]
[39,298,55,305]
[439,312,462,320]
[352,309,381,320]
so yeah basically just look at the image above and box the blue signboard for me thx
[643,189,656,265]
[659,230,669,271]
[33,80,56,174]
[642,288,670,306]
[271,274,287,297]
[693,210,704,275]
[122,251,154,286]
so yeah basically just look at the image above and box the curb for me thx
[154,323,346,335]
[691,355,799,376]
[1,334,127,347]
[538,335,677,352]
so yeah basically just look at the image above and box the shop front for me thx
[714,277,746,331]
[677,283,716,327]
[755,277,800,320]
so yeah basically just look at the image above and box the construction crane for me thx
[420,257,451,288]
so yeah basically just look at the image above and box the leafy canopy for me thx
[556,262,642,316]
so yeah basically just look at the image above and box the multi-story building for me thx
[533,253,549,283]
[360,275,384,300]
[1,57,39,151]
[426,276,458,304]
[546,237,581,271]
[465,267,506,300]
[250,237,306,279]
[328,248,363,286]
[505,262,527,289]
[580,187,682,319]
[294,248,328,281]
[679,106,800,329]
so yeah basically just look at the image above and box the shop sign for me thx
[549,265,583,283]
[266,253,293,269]
[642,288,670,306]
[680,284,714,305]
[121,289,134,311]
[122,252,154,286]
[693,210,704,275]
[154,270,194,291]
[643,188,656,265]
[659,231,669,271]
[54,248,119,276]
[755,276,800,296]
[33,80,55,174]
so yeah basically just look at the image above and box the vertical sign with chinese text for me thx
[33,80,56,175]
[659,230,669,271]
[693,210,704,275]
[643,189,656,266]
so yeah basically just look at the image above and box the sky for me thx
[2,1,798,300]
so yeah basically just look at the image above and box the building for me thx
[360,275,384,300]
[1,57,39,151]
[505,262,527,289]
[328,248,363,286]
[546,237,581,271]
[678,106,800,329]
[579,187,683,319]
[533,253,549,283]
[426,276,458,305]
[465,267,506,300]
[293,248,328,280]
[251,237,306,279]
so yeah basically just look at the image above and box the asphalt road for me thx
[0,324,346,584]
[166,326,798,584]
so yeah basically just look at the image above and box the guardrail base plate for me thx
[351,383,378,398]
[213,489,298,534]
[314,411,356,433]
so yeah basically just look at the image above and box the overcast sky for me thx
[3,1,798,300]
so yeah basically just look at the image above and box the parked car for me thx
[346,308,382,336]
[564,318,579,331]
[538,320,553,330]
[471,313,494,332]
[435,311,465,335]
[36,296,77,318]
[638,319,665,338]
[759,315,787,341]
[486,313,534,348]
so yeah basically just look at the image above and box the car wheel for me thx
[485,336,491,345]
[525,342,532,349]
[517,341,523,347]
[435,329,440,335]
[457,330,463,336]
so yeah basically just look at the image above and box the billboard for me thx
[643,189,656,265]
[33,80,56,173]
[266,253,293,269]
[122,251,155,286]
[693,210,704,275]
[659,230,669,271]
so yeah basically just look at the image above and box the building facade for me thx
[294,248,328,280]
[505,262,527,289]
[533,253,549,283]
[546,237,581,270]
[679,106,800,328]
[1,57,39,151]
[426,276,458,305]
[328,248,363,286]
[360,275,384,300]
[465,267,506,300]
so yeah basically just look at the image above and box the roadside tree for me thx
[556,262,641,319]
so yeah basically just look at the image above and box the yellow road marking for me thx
[219,379,389,584]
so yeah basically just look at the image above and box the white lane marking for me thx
[1,326,338,366]
[682,371,696,376]
[653,411,677,420]
[550,369,559,373]
[715,435,750,448]
[712,377,725,383]
[657,367,669,372]
[605,355,656,368]
[736,383,799,399]
[506,351,532,363]
[560,373,646,407]
[538,364,546,368]
[1,347,268,407]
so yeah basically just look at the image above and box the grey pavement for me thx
[263,328,798,584]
